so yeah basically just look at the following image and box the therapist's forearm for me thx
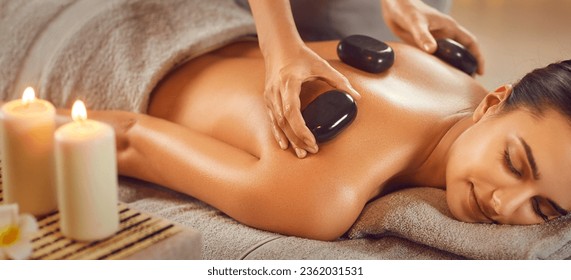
[248,0,304,62]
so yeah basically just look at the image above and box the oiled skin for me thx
[111,41,486,240]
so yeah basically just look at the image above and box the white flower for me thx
[0,204,38,260]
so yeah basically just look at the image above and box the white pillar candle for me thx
[0,87,57,216]
[55,100,119,241]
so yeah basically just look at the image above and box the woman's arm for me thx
[86,110,359,240]
[87,110,258,196]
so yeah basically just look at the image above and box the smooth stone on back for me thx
[434,38,478,76]
[337,34,395,73]
[302,90,357,143]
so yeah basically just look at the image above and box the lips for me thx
[468,183,493,223]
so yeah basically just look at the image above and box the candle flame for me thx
[71,100,88,122]
[22,87,36,105]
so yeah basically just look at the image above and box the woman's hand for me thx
[381,0,485,75]
[263,44,360,158]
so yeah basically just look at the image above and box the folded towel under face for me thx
[347,187,571,259]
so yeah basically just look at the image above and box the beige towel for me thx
[0,0,255,112]
[347,187,571,259]
[119,179,459,260]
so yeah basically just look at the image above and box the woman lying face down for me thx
[60,41,571,240]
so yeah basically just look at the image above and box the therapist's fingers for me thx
[264,85,288,150]
[267,108,288,150]
[279,112,311,159]
[290,141,307,159]
[407,16,438,54]
[280,78,318,153]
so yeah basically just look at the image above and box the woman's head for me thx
[445,60,571,225]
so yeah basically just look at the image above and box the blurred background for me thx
[451,0,571,90]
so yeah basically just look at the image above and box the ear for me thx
[473,84,513,122]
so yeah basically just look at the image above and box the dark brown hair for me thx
[505,60,571,119]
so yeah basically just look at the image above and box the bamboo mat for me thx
[0,164,183,260]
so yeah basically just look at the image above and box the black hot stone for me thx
[434,38,478,76]
[337,35,394,73]
[302,90,357,143]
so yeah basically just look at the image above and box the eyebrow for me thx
[519,137,570,216]
[518,137,540,180]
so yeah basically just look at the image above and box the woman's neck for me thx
[406,113,474,188]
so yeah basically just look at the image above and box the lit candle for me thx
[55,100,118,241]
[0,87,57,216]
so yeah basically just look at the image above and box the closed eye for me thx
[532,197,569,222]
[503,149,522,178]
[532,197,549,222]
[548,199,569,217]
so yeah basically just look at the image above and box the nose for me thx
[490,185,536,217]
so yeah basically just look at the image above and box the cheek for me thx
[445,179,468,221]
[447,131,483,181]
[445,126,494,220]
[447,123,497,180]
[445,139,472,220]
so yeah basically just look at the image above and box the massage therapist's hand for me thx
[263,43,361,158]
[381,0,485,75]
[249,0,360,158]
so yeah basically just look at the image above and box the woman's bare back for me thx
[143,40,487,239]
